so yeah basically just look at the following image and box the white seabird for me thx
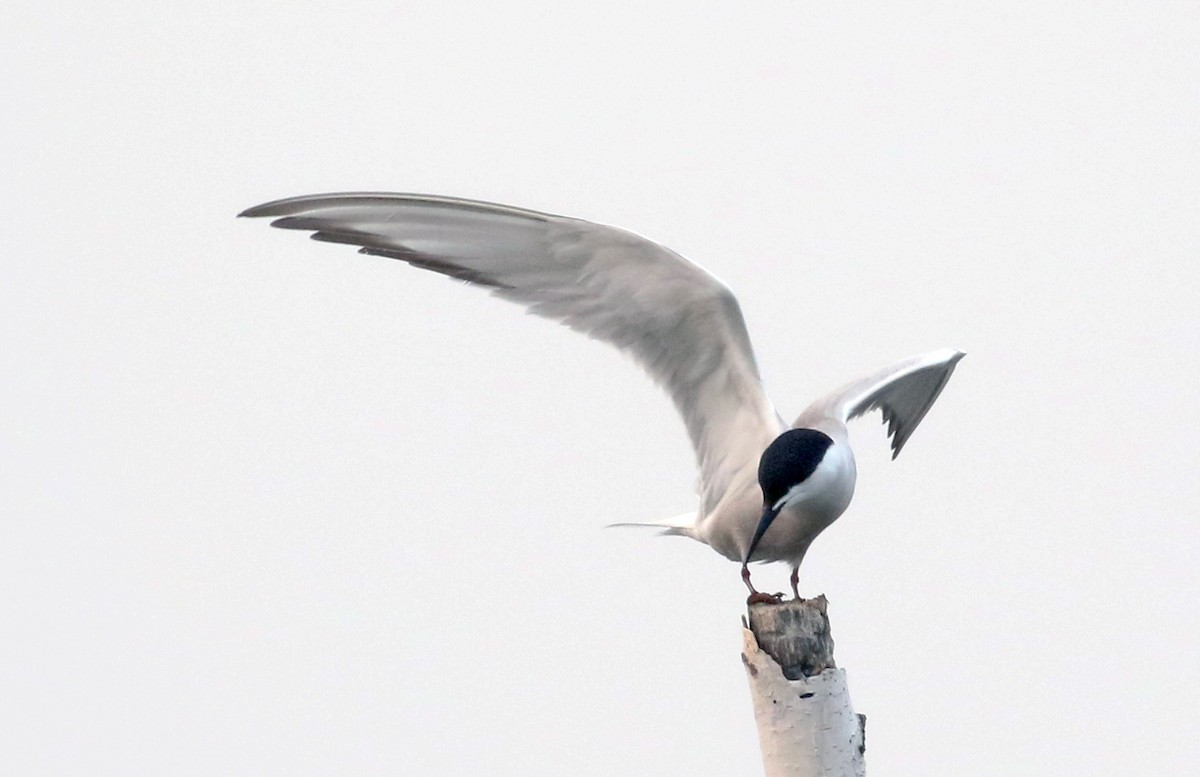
[241,193,963,601]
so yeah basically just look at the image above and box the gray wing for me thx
[793,349,964,458]
[241,193,783,510]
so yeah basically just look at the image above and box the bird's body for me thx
[701,427,857,568]
[241,192,963,598]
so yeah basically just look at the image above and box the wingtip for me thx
[237,192,560,223]
[238,200,292,218]
[238,194,339,220]
[238,203,276,219]
[934,347,966,365]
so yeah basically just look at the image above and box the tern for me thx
[241,193,963,601]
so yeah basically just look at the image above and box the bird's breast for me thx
[796,442,857,524]
[752,443,858,563]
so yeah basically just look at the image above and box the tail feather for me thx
[607,511,697,538]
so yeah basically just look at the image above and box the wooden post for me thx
[741,596,866,777]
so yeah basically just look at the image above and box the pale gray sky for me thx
[3,1,1198,775]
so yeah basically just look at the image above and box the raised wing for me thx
[793,349,964,458]
[240,193,783,509]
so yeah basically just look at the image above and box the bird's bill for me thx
[742,503,783,564]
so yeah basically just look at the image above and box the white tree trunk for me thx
[741,596,866,777]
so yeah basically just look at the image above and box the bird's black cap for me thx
[758,428,834,505]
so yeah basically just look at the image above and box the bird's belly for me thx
[755,493,852,562]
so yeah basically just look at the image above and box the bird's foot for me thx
[742,563,785,604]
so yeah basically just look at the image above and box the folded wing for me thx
[241,193,783,509]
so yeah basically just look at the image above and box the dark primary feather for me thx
[792,349,964,460]
[846,358,963,458]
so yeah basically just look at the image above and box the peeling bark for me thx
[742,597,865,777]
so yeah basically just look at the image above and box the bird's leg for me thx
[743,563,782,605]
[741,563,755,593]
[790,566,802,601]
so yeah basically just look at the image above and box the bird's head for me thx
[743,428,834,563]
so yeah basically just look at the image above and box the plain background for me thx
[3,1,1198,774]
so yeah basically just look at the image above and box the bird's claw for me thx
[746,591,784,605]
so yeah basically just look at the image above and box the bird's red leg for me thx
[743,564,782,605]
[741,563,756,594]
[790,566,802,601]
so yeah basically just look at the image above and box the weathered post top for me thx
[747,596,837,680]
